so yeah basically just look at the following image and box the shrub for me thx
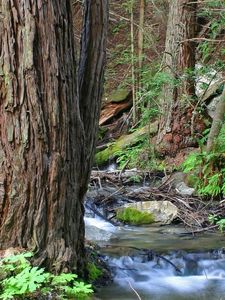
[0,252,93,300]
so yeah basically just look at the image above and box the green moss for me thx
[87,262,103,282]
[116,207,155,225]
[110,88,130,103]
[95,121,158,166]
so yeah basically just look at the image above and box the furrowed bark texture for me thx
[0,0,108,272]
[157,0,198,155]
[79,0,108,187]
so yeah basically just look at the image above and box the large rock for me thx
[119,201,178,225]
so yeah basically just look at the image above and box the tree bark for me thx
[79,0,108,189]
[138,0,145,71]
[0,0,108,273]
[157,0,198,155]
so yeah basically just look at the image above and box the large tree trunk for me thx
[157,0,198,155]
[0,0,108,273]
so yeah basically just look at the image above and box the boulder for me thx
[118,201,178,225]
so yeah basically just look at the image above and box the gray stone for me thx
[85,225,114,241]
[175,182,195,196]
[84,217,116,242]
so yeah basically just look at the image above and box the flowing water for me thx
[85,217,225,300]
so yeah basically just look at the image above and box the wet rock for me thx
[85,217,116,242]
[85,225,115,242]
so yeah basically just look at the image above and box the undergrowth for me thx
[182,126,225,197]
[0,252,93,300]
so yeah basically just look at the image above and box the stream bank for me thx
[85,170,225,300]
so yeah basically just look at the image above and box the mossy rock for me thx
[95,121,158,166]
[110,88,130,103]
[116,207,155,225]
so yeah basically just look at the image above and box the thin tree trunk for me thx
[206,83,225,152]
[0,0,108,273]
[130,1,137,125]
[138,0,145,71]
[136,0,145,121]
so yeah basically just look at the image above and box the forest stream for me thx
[85,215,225,300]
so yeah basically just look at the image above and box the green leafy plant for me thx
[1,267,49,299]
[0,252,93,300]
[116,207,155,225]
[208,214,225,232]
[182,126,225,197]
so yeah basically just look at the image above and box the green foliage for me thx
[116,207,155,225]
[115,136,164,171]
[121,0,135,13]
[208,214,225,232]
[0,252,93,300]
[139,68,172,125]
[182,126,225,197]
[87,262,102,282]
[116,142,144,169]
[198,1,225,62]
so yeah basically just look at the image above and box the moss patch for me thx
[110,88,130,103]
[95,121,158,166]
[116,207,155,225]
[87,262,103,282]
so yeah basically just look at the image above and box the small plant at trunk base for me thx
[87,262,102,282]
[116,207,155,225]
[0,252,93,299]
